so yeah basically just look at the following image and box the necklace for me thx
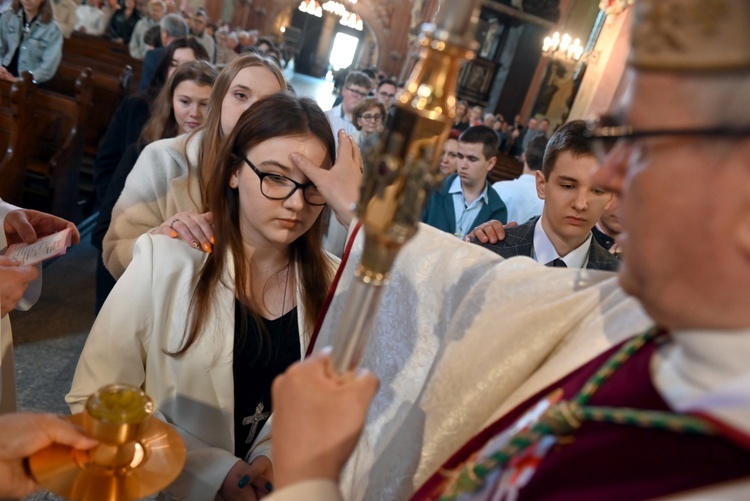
[439,327,719,500]
[280,262,291,317]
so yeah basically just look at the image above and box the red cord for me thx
[305,220,363,357]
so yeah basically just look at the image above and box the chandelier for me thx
[339,11,363,31]
[299,0,362,30]
[298,0,322,17]
[542,32,584,63]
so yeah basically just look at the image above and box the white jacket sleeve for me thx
[68,234,240,499]
[102,143,174,279]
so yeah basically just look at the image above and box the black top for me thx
[91,93,151,228]
[108,9,140,44]
[591,226,615,251]
[233,301,300,460]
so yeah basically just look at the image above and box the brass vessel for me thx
[332,0,484,373]
[28,384,186,501]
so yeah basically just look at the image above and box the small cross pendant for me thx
[243,402,271,444]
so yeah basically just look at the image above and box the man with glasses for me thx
[375,78,397,110]
[325,71,373,145]
[323,71,373,256]
[264,1,750,500]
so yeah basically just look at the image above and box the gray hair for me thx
[160,13,188,38]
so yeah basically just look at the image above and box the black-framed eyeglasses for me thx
[359,113,383,122]
[346,87,369,99]
[585,116,750,164]
[239,155,326,206]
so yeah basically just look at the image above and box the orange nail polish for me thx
[203,243,212,253]
[171,231,177,238]
[210,236,216,244]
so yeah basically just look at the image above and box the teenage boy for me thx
[481,120,619,270]
[422,125,507,239]
[492,134,547,224]
[325,71,373,142]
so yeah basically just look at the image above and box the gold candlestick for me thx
[331,0,483,373]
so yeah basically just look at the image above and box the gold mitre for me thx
[629,0,750,70]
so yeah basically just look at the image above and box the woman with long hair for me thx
[92,37,209,211]
[93,59,217,311]
[102,53,288,278]
[0,0,62,83]
[68,92,339,499]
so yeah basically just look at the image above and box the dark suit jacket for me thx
[138,46,165,93]
[92,95,151,236]
[479,216,620,271]
[422,173,508,235]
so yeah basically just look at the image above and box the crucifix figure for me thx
[243,402,271,444]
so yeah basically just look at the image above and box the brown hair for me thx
[351,97,385,131]
[144,37,209,101]
[458,125,499,160]
[172,92,336,356]
[542,119,593,180]
[12,0,53,24]
[188,53,286,210]
[139,60,217,144]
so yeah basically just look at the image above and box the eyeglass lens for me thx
[261,174,326,206]
[347,87,367,98]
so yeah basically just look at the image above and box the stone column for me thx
[568,7,633,120]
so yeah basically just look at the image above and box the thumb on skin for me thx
[9,212,37,244]
[289,152,324,185]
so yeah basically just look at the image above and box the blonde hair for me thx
[186,53,286,210]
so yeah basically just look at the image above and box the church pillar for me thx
[568,7,633,120]
[312,13,338,77]
[205,1,222,24]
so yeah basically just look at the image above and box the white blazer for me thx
[68,233,337,499]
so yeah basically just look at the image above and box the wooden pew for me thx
[63,33,143,91]
[51,62,133,161]
[0,73,35,206]
[0,70,93,219]
[488,153,523,184]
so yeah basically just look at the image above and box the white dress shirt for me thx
[449,176,490,239]
[532,217,592,268]
[492,174,544,225]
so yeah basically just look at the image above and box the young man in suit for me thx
[422,125,508,239]
[481,120,619,271]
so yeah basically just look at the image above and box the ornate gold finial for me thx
[629,0,750,70]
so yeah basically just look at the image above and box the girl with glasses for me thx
[68,93,339,500]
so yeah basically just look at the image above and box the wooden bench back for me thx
[488,153,523,184]
[0,73,35,205]
[0,70,93,218]
[50,62,132,159]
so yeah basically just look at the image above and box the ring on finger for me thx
[169,218,181,230]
